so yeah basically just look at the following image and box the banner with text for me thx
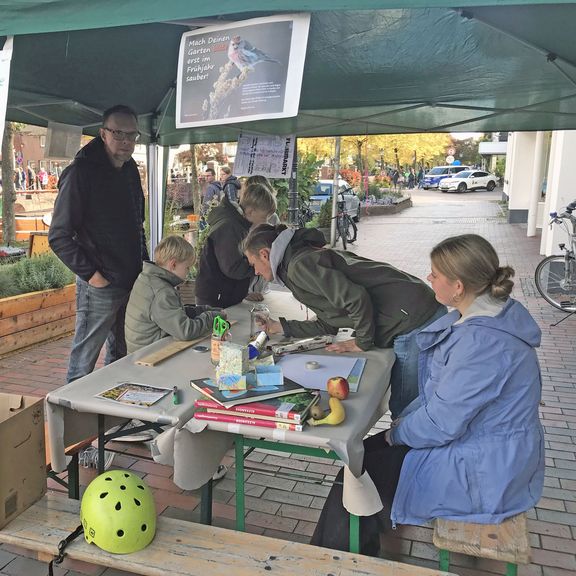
[0,38,14,146]
[176,14,310,129]
[234,134,296,179]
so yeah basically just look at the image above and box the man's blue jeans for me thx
[67,277,131,383]
[388,306,447,420]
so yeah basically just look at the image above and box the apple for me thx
[327,376,350,400]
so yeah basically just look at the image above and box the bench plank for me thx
[0,493,455,576]
[433,514,530,564]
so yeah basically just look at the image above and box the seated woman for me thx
[309,233,545,555]
[241,224,445,419]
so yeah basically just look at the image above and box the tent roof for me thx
[3,2,576,144]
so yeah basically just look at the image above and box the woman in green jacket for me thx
[241,224,445,418]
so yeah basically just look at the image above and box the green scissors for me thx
[213,315,229,339]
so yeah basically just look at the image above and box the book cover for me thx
[95,382,171,407]
[190,376,307,408]
[194,410,304,432]
[194,390,320,423]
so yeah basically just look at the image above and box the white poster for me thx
[0,37,14,146]
[234,134,296,179]
[176,14,310,128]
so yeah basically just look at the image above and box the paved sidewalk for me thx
[1,191,575,576]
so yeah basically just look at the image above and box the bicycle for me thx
[334,196,357,250]
[297,200,315,228]
[534,200,576,318]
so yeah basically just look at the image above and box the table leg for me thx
[235,434,245,531]
[200,480,213,525]
[98,415,105,474]
[349,513,360,553]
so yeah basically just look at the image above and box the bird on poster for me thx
[227,35,280,72]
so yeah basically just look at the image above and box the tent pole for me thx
[330,137,341,247]
[147,142,166,255]
[288,139,298,226]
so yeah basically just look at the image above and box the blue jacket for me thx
[390,298,544,526]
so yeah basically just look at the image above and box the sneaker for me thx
[211,464,228,481]
[78,446,115,470]
[106,420,154,443]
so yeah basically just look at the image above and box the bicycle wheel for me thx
[337,215,348,250]
[346,216,358,244]
[535,255,576,312]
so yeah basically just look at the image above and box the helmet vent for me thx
[115,502,122,511]
[134,498,141,506]
[120,485,126,490]
[99,492,109,499]
[124,473,130,478]
[141,524,147,532]
[138,485,145,490]
[117,529,124,537]
[105,477,112,481]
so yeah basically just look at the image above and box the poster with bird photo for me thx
[176,13,310,128]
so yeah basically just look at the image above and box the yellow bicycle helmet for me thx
[80,470,156,554]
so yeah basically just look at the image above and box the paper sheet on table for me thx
[276,354,359,390]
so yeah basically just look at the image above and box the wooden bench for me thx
[0,493,457,576]
[44,422,97,499]
[433,514,530,576]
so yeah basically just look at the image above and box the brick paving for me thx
[1,189,576,575]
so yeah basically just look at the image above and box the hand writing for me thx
[325,338,363,353]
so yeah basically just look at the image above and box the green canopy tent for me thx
[2,1,576,241]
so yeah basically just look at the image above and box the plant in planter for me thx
[0,252,75,298]
[315,201,333,242]
[0,252,77,355]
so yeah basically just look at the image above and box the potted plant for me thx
[316,201,333,243]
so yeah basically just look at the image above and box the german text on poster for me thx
[234,134,296,179]
[176,14,310,128]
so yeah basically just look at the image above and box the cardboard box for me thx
[0,393,46,529]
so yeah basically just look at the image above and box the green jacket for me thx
[277,229,441,349]
[125,262,219,353]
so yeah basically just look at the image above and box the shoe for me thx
[78,446,115,470]
[212,464,228,481]
[106,420,154,442]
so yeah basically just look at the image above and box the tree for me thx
[1,122,16,244]
[451,136,484,166]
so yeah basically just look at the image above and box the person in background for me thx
[195,182,276,308]
[202,168,223,212]
[125,235,221,353]
[49,104,148,383]
[310,234,544,555]
[220,166,241,203]
[37,166,48,190]
[27,165,36,190]
[241,224,446,419]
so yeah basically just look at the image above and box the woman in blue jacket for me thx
[311,234,544,555]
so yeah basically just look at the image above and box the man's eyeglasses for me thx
[102,127,141,142]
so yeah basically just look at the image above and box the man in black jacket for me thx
[49,104,148,383]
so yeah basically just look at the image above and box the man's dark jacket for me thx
[223,175,241,203]
[195,196,253,307]
[48,137,148,290]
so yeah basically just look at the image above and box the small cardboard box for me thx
[0,393,46,529]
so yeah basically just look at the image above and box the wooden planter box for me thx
[0,284,76,356]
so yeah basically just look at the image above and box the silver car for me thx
[310,179,361,222]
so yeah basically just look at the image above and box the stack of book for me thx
[191,377,320,431]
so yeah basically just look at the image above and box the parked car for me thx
[438,170,498,193]
[422,165,470,189]
[310,179,361,222]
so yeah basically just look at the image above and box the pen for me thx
[172,386,180,405]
